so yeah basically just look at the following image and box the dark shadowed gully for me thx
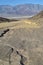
[0,29,9,37]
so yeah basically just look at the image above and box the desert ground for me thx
[0,11,43,65]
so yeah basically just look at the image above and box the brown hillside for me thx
[29,11,43,27]
[30,11,43,19]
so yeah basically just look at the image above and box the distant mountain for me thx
[0,4,43,17]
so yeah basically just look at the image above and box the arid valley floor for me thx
[0,11,43,65]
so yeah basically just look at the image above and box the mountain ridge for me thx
[0,4,43,17]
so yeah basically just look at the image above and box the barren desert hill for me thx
[0,17,19,23]
[29,11,43,21]
[30,11,43,19]
[0,17,10,22]
[29,11,43,26]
